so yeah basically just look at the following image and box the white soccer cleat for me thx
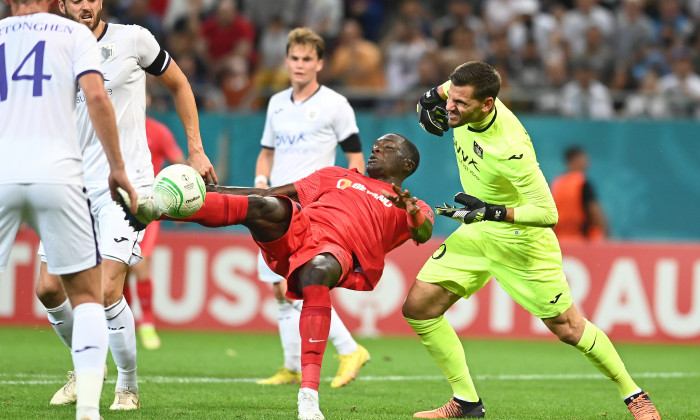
[109,390,141,410]
[50,371,77,405]
[115,187,162,231]
[297,388,324,420]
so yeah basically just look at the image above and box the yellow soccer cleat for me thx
[330,344,370,388]
[138,325,161,350]
[257,367,302,385]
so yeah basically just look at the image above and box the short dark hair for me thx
[449,61,501,101]
[391,133,420,176]
[564,146,585,163]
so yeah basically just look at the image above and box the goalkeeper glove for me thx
[417,87,448,137]
[435,192,507,224]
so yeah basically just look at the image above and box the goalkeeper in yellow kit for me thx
[405,61,660,420]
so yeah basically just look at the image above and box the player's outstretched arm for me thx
[158,59,218,185]
[383,184,433,243]
[79,72,138,212]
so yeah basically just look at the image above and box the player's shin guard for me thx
[71,303,108,418]
[278,300,303,372]
[46,298,74,349]
[105,297,138,394]
[406,316,479,402]
[178,193,248,227]
[299,286,332,391]
[575,319,639,398]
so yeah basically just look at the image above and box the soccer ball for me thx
[153,164,206,218]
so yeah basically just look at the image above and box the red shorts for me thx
[139,220,161,257]
[255,196,353,300]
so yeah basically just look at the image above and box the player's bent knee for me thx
[36,278,67,308]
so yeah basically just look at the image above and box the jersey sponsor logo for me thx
[454,140,480,175]
[114,237,129,243]
[508,154,523,160]
[473,141,483,159]
[431,244,447,259]
[335,179,393,207]
[549,292,563,304]
[275,133,308,147]
[308,338,325,343]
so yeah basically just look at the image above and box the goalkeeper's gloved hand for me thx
[435,192,507,224]
[417,87,448,137]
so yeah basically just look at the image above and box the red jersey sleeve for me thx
[293,170,323,207]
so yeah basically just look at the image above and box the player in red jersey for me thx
[124,116,185,350]
[119,133,434,420]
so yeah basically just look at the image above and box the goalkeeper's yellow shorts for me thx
[417,224,572,319]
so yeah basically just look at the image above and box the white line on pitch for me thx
[0,371,698,386]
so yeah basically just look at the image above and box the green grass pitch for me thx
[0,327,697,419]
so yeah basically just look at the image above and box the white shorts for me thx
[257,251,284,283]
[0,183,99,275]
[38,185,149,267]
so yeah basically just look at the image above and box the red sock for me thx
[137,279,154,325]
[299,285,332,391]
[175,193,248,227]
[122,279,132,306]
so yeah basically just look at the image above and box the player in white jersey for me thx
[254,28,371,393]
[0,1,138,419]
[33,0,218,411]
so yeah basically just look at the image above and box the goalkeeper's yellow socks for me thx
[406,316,479,402]
[575,319,639,398]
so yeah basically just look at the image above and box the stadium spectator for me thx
[381,17,437,99]
[576,26,615,82]
[0,2,138,419]
[560,59,615,119]
[658,47,700,117]
[119,134,434,420]
[551,146,608,241]
[439,25,485,81]
[200,0,256,67]
[252,28,370,391]
[326,19,386,91]
[561,0,615,58]
[412,60,660,420]
[253,15,291,95]
[613,0,654,66]
[651,0,693,44]
[623,68,670,119]
[299,0,344,47]
[432,0,485,49]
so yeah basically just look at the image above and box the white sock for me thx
[46,298,74,349]
[105,297,138,394]
[329,306,357,355]
[277,300,302,372]
[71,303,108,418]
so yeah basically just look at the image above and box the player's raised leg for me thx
[543,305,661,420]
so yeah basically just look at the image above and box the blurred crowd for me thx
[4,0,700,119]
